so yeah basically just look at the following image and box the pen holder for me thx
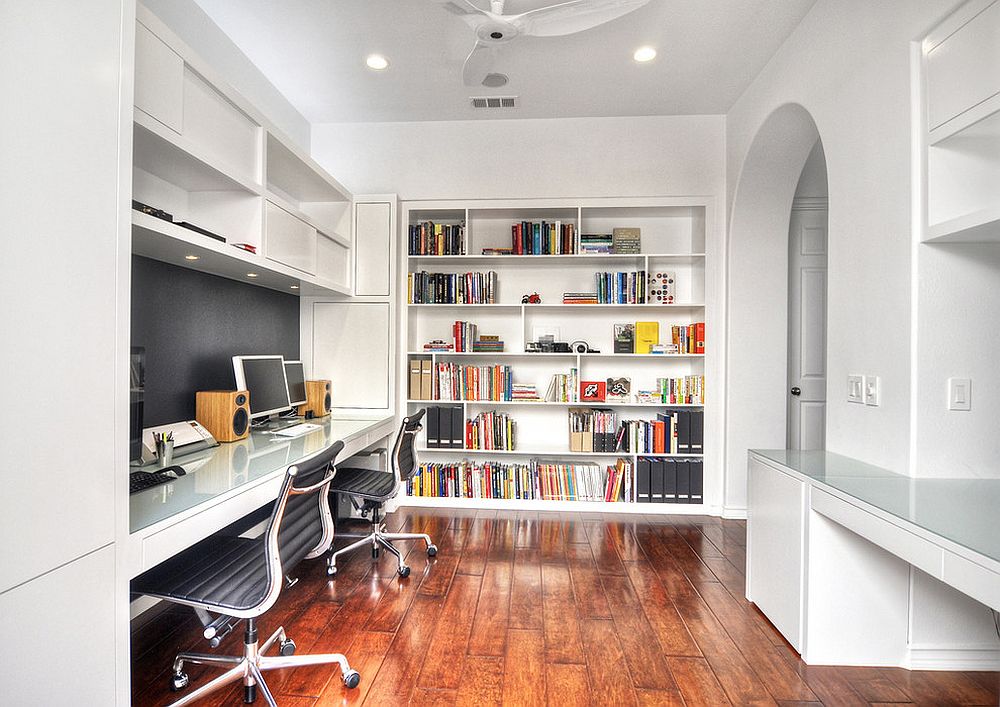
[156,439,175,467]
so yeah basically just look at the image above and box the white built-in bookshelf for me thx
[396,198,719,514]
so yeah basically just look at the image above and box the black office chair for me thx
[327,410,436,579]
[131,441,359,707]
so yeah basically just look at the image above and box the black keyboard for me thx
[130,466,185,494]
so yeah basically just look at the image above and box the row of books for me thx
[407,271,498,304]
[636,458,703,504]
[406,459,634,502]
[424,405,464,448]
[646,375,705,405]
[435,362,513,401]
[509,221,578,255]
[671,323,705,354]
[568,408,618,452]
[595,270,646,304]
[450,320,504,352]
[617,410,704,454]
[466,410,515,450]
[408,221,466,256]
[545,369,579,402]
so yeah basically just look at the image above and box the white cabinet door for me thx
[354,201,392,296]
[312,303,390,409]
[317,232,351,290]
[747,455,806,651]
[0,546,117,703]
[134,21,184,133]
[265,201,317,275]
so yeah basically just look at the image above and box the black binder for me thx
[676,460,691,503]
[676,410,691,453]
[650,458,664,502]
[662,459,677,502]
[450,405,464,448]
[690,410,704,453]
[637,457,651,503]
[690,459,703,504]
[426,406,441,448]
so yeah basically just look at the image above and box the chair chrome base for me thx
[166,618,359,706]
[327,509,436,579]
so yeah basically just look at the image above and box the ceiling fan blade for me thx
[434,0,489,17]
[511,0,650,37]
[462,39,499,86]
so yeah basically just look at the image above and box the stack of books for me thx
[408,221,466,256]
[511,383,543,402]
[482,248,514,255]
[563,291,599,304]
[579,233,613,254]
[472,335,504,352]
[596,270,646,304]
[546,369,579,402]
[612,228,641,254]
[423,340,454,352]
[466,410,516,451]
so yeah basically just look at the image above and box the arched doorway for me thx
[724,104,826,512]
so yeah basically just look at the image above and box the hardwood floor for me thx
[131,510,1000,706]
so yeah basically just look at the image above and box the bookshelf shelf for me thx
[400,197,715,515]
[394,495,713,514]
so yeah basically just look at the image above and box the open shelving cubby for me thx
[398,198,715,514]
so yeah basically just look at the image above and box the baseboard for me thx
[906,644,1000,670]
[722,506,747,520]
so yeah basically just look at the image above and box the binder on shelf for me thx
[690,460,703,504]
[662,459,677,503]
[690,410,704,453]
[450,404,464,448]
[426,406,441,448]
[676,410,691,453]
[637,457,651,503]
[409,359,423,400]
[676,460,690,503]
[650,458,664,502]
[420,359,433,400]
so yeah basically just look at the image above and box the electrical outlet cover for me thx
[947,377,971,411]
[864,376,880,406]
[848,374,865,404]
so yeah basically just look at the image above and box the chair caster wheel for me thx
[398,565,411,578]
[427,544,438,557]
[327,564,337,577]
[343,669,361,689]
[170,672,189,692]
[279,638,296,656]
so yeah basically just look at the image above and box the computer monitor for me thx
[232,355,292,420]
[283,360,307,407]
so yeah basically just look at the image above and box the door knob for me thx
[790,387,801,396]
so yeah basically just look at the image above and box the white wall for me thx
[141,0,311,150]
[795,141,829,199]
[311,115,725,200]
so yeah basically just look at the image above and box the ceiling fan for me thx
[439,0,652,86]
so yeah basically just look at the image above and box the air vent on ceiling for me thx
[471,95,519,109]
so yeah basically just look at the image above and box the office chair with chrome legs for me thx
[327,410,436,579]
[131,441,359,706]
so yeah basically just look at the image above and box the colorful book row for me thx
[409,221,466,256]
[407,271,498,304]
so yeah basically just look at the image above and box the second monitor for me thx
[283,360,307,407]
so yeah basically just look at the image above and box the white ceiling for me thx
[192,0,817,124]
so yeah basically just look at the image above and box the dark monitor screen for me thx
[233,356,291,419]
[284,360,307,406]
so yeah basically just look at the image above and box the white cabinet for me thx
[312,303,391,409]
[134,21,183,133]
[316,232,351,289]
[355,201,393,296]
[265,200,317,274]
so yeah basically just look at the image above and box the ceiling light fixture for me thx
[184,254,200,261]
[366,54,389,71]
[633,46,656,63]
[290,285,300,290]
[246,272,258,278]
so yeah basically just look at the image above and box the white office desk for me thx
[127,415,394,579]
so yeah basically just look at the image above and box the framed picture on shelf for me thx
[606,377,631,402]
[580,380,606,402]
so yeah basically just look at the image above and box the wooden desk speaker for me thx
[298,380,332,418]
[196,390,250,442]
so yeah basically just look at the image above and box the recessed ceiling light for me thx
[290,285,300,290]
[366,54,389,71]
[184,254,200,261]
[247,272,258,278]
[633,46,656,63]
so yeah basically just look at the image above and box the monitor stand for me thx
[252,411,300,432]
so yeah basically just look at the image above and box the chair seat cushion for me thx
[131,534,269,613]
[329,466,397,501]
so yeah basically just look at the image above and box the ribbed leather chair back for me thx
[274,440,343,573]
[393,410,425,484]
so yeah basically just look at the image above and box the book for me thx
[409,359,423,400]
[634,321,659,354]
[614,323,635,353]
[612,227,641,254]
[605,377,631,402]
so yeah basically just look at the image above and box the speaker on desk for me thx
[196,390,250,442]
[298,380,332,418]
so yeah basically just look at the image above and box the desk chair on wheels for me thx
[327,410,436,579]
[131,441,360,706]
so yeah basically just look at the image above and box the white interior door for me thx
[787,205,828,450]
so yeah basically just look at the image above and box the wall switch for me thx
[848,374,865,404]
[864,376,880,406]
[947,377,971,411]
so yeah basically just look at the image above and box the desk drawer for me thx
[942,553,1000,612]
[811,489,944,580]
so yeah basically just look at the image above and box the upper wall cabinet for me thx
[922,0,1000,242]
[131,7,354,296]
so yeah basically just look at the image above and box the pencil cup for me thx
[156,439,175,467]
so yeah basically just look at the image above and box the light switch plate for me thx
[948,377,971,411]
[864,376,880,406]
[848,374,865,404]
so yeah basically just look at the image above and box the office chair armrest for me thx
[289,470,337,495]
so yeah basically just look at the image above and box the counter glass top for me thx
[130,416,392,533]
[752,450,1000,565]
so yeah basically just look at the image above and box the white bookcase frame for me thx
[395,197,724,515]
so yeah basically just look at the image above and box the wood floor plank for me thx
[409,687,458,705]
[456,655,504,707]
[503,629,547,706]
[417,573,483,690]
[363,593,445,704]
[456,517,494,576]
[538,515,568,564]
[883,668,998,705]
[540,562,585,664]
[668,656,733,706]
[565,542,613,620]
[600,573,677,691]
[794,665,869,707]
[312,630,393,706]
[578,618,637,706]
[467,560,513,657]
[634,687,686,706]
[544,663,593,706]
[509,548,544,630]
[630,524,701,601]
[586,521,628,576]
[622,559,702,657]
